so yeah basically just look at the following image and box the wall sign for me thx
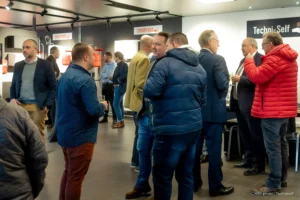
[247,17,300,38]
[134,25,163,35]
[53,33,73,40]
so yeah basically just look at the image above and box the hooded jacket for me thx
[244,44,298,118]
[143,48,207,135]
[0,98,48,200]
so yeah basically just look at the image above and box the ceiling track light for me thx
[127,17,133,26]
[45,25,50,32]
[155,15,162,23]
[6,1,14,10]
[71,23,74,30]
[40,8,48,16]
[73,15,80,23]
[106,19,111,27]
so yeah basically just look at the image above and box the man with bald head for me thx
[230,38,265,176]
[125,35,153,171]
[10,39,56,142]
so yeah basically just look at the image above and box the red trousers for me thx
[59,142,95,200]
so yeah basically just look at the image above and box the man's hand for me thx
[101,101,108,110]
[44,107,49,112]
[109,76,113,80]
[10,98,21,105]
[232,75,241,83]
[246,52,254,59]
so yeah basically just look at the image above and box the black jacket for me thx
[46,55,60,78]
[198,49,229,123]
[229,52,262,114]
[0,98,48,200]
[112,61,128,94]
[10,58,57,110]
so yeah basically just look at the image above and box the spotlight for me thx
[40,8,47,16]
[127,17,133,26]
[6,1,14,10]
[73,16,80,23]
[106,19,111,27]
[155,15,162,23]
[45,26,50,32]
[71,23,74,30]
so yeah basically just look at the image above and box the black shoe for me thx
[234,161,252,168]
[200,154,209,163]
[125,186,151,199]
[99,117,108,123]
[281,182,287,187]
[244,167,265,176]
[210,186,234,197]
[194,180,203,192]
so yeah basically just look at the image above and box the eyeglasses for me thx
[262,42,270,48]
[242,44,251,48]
[210,38,220,43]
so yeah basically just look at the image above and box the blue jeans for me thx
[131,112,139,167]
[136,115,154,189]
[261,118,288,189]
[152,130,200,200]
[194,122,223,192]
[113,86,124,122]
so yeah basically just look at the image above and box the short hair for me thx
[72,43,90,62]
[156,32,169,43]
[104,52,112,57]
[168,32,188,45]
[114,51,124,61]
[140,35,153,45]
[198,30,215,48]
[50,46,59,54]
[246,38,258,49]
[263,32,283,46]
[24,39,38,48]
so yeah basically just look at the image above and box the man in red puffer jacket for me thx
[244,32,298,195]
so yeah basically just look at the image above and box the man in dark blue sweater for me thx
[57,43,107,200]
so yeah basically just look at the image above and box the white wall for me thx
[182,7,300,102]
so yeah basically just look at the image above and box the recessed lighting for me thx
[197,0,235,4]
[249,6,252,9]
[297,2,299,4]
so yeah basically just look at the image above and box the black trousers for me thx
[102,83,116,120]
[236,107,265,170]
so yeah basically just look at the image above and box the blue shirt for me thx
[57,64,106,148]
[101,61,117,84]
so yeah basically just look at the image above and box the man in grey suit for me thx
[230,38,265,176]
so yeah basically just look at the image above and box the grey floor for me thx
[37,118,300,200]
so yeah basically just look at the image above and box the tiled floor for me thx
[37,118,300,200]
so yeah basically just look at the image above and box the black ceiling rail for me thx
[12,11,172,29]
[12,0,99,19]
[0,6,75,19]
[0,21,28,27]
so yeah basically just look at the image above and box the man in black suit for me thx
[10,39,56,142]
[195,30,234,197]
[230,38,265,176]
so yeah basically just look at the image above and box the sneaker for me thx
[251,187,281,196]
[130,164,137,169]
[99,117,108,123]
[134,167,140,173]
[125,186,151,199]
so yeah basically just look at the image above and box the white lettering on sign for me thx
[53,33,73,40]
[253,25,291,35]
[134,25,163,35]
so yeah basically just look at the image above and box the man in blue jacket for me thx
[143,32,207,200]
[57,43,108,200]
[195,30,234,197]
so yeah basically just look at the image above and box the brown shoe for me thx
[120,121,125,127]
[125,186,151,199]
[251,186,281,196]
[112,121,124,128]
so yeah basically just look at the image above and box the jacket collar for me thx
[200,48,213,54]
[69,63,91,75]
[0,98,7,112]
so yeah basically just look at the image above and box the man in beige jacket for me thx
[125,35,153,170]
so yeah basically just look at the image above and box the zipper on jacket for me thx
[261,94,264,110]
